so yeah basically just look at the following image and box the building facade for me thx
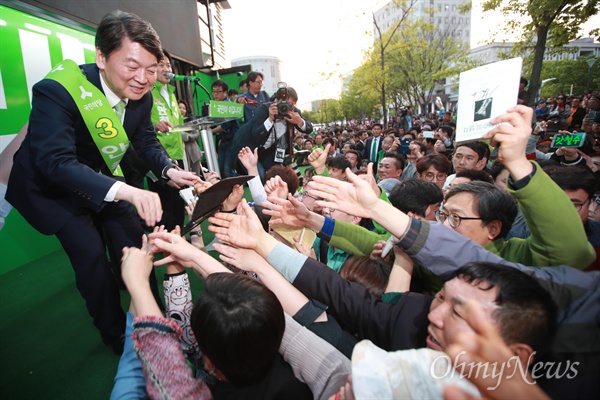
[373,0,471,47]
[231,55,282,96]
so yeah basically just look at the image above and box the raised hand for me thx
[307,143,330,174]
[356,162,381,198]
[115,184,162,227]
[238,146,259,176]
[484,105,534,179]
[166,168,203,189]
[121,244,154,290]
[222,184,244,211]
[370,240,387,260]
[444,299,549,400]
[185,199,197,221]
[264,175,289,200]
[262,194,311,228]
[208,199,265,249]
[293,235,317,259]
[204,171,220,185]
[193,180,213,195]
[311,167,379,220]
[149,230,203,269]
[213,243,266,273]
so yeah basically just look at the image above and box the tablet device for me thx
[181,175,253,235]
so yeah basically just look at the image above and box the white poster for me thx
[455,57,523,143]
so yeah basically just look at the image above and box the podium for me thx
[172,100,243,178]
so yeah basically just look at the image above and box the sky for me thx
[221,0,599,109]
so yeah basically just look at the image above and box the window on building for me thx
[271,65,275,77]
[445,17,449,23]
[452,5,456,11]
[445,5,449,11]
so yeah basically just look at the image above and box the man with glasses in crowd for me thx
[415,153,451,190]
[211,79,239,177]
[236,71,270,123]
[290,106,595,274]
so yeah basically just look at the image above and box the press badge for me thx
[274,147,285,163]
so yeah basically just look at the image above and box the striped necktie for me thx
[371,137,379,163]
[113,100,126,122]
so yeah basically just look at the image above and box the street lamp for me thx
[586,58,597,94]
[537,78,556,102]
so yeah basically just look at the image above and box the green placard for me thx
[209,100,243,118]
[551,133,585,148]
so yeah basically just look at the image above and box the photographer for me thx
[231,85,312,182]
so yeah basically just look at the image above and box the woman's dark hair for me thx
[389,178,443,217]
[326,155,351,171]
[96,10,163,62]
[265,165,300,195]
[455,168,494,184]
[339,256,390,298]
[191,273,285,385]
[416,153,451,174]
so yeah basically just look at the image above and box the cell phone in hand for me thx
[381,235,396,258]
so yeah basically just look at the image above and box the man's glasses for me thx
[573,197,591,212]
[296,190,320,202]
[212,90,225,94]
[435,210,483,228]
[422,172,448,182]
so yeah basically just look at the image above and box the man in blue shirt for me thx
[236,71,270,123]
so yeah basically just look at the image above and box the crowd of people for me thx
[4,7,600,400]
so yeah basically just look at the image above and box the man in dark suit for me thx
[231,86,312,182]
[362,123,384,166]
[6,10,200,354]
[566,97,586,131]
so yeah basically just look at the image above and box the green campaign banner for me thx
[209,100,243,118]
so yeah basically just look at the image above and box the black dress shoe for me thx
[101,333,125,355]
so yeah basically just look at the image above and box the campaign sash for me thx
[45,60,129,177]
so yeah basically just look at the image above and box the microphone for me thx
[166,73,193,81]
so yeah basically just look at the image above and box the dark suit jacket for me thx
[362,136,383,162]
[292,257,431,351]
[231,102,312,156]
[7,64,171,234]
[567,106,586,131]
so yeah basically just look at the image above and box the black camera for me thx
[276,82,291,119]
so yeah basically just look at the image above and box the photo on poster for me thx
[455,57,523,143]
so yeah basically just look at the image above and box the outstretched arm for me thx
[215,244,325,322]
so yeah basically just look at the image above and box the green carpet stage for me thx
[0,223,212,399]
